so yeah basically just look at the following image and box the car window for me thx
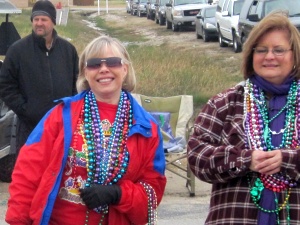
[217,0,225,12]
[247,0,264,19]
[227,0,233,16]
[174,0,183,5]
[246,0,300,20]
[255,2,263,18]
[248,1,258,15]
[286,0,300,16]
[263,0,300,17]
[175,0,207,5]
[223,0,230,11]
[233,0,244,15]
[205,7,217,17]
[264,0,287,15]
[160,0,169,5]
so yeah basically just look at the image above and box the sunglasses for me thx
[85,57,123,70]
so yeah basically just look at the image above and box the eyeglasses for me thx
[85,57,123,70]
[253,47,292,56]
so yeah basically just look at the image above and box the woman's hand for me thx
[80,184,121,209]
[250,150,282,175]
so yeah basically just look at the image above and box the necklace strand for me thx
[244,79,300,224]
[72,90,132,225]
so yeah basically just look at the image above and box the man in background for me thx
[0,0,79,182]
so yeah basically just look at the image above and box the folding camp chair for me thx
[132,94,195,196]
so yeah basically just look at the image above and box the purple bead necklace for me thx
[81,90,132,224]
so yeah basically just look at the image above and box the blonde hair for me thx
[242,11,300,79]
[76,35,136,92]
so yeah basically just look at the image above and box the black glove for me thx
[80,184,122,209]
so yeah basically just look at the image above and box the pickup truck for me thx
[165,0,210,31]
[0,0,21,183]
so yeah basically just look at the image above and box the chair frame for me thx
[132,93,195,197]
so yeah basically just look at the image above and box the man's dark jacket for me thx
[0,29,79,133]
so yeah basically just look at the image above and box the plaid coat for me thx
[187,83,300,225]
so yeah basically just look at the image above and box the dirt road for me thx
[83,9,241,58]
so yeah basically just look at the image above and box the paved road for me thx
[158,169,211,225]
[159,193,210,225]
[0,169,211,225]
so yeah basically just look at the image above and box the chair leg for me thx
[189,171,196,197]
[166,153,196,197]
[186,164,195,197]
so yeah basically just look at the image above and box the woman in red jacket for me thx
[6,36,167,225]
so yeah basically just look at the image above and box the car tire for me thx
[0,154,16,183]
[155,15,159,24]
[233,33,241,53]
[151,13,155,20]
[218,30,227,47]
[172,23,179,32]
[203,30,209,42]
[241,34,246,47]
[196,27,201,39]
[166,20,172,29]
[159,14,165,26]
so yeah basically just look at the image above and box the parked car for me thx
[137,0,148,16]
[165,0,210,32]
[215,0,245,52]
[154,0,169,25]
[0,0,20,182]
[238,0,300,48]
[146,0,156,20]
[126,0,132,13]
[130,0,139,15]
[195,5,218,42]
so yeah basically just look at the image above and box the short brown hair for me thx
[242,11,300,79]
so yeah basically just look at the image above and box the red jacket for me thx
[6,91,167,225]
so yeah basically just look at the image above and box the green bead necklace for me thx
[244,79,300,225]
[248,177,291,225]
[256,81,298,150]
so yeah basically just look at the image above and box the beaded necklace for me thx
[244,79,300,224]
[73,90,132,225]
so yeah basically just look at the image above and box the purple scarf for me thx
[250,75,294,225]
